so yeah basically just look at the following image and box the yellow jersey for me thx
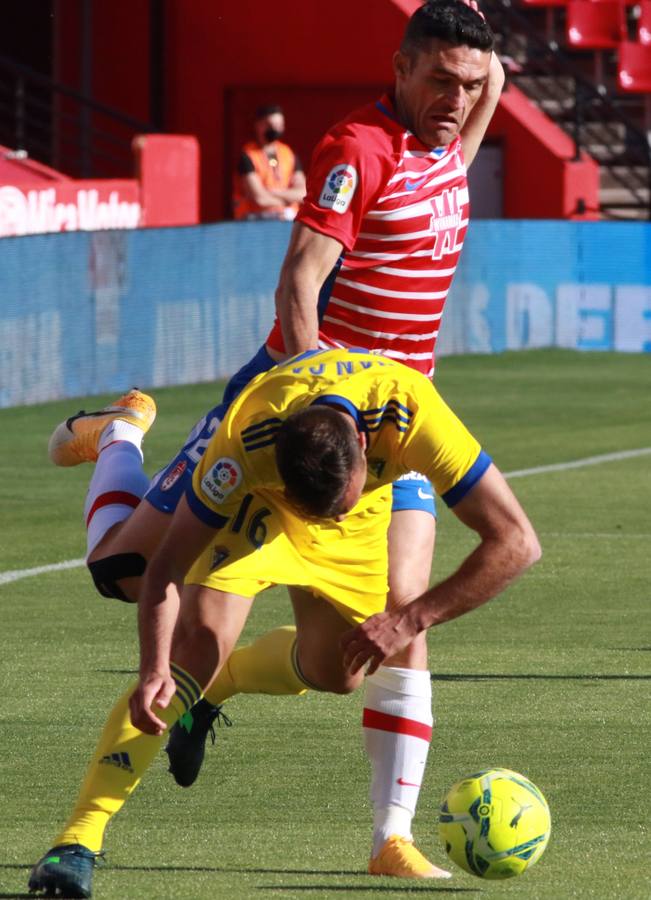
[189,348,490,530]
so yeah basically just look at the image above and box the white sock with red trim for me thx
[84,432,150,556]
[98,419,147,454]
[363,665,433,857]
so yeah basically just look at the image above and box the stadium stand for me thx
[565,1,626,86]
[618,39,651,91]
[1,1,649,221]
[483,0,650,218]
[520,0,569,43]
[566,1,626,52]
[0,1,648,411]
[638,0,651,43]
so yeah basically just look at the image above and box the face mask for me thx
[264,126,283,143]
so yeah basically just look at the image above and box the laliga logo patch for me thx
[319,164,358,214]
[201,457,242,504]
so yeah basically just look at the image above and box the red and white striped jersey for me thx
[265,94,469,377]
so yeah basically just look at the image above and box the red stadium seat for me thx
[617,40,651,91]
[566,1,626,49]
[519,0,569,41]
[638,0,651,45]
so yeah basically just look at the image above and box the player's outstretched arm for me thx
[275,222,344,355]
[130,495,216,735]
[460,50,505,168]
[341,464,541,673]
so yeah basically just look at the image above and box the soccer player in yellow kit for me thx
[29,349,540,898]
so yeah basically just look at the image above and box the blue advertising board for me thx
[1,220,649,407]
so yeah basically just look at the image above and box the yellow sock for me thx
[205,626,309,705]
[53,662,202,852]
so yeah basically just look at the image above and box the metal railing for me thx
[0,54,157,179]
[484,0,651,219]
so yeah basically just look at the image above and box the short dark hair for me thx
[275,406,363,518]
[402,0,494,56]
[255,103,283,120]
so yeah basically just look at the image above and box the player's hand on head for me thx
[458,0,485,20]
[129,671,176,736]
[487,49,506,89]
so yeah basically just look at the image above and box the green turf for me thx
[1,350,650,898]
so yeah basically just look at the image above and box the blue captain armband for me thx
[441,451,492,508]
[185,488,230,529]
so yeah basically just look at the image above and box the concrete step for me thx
[600,206,650,221]
[599,186,649,208]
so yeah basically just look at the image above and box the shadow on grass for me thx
[0,890,475,899]
[1,864,478,898]
[257,886,477,894]
[431,672,651,681]
[0,864,403,875]
[97,669,138,675]
[97,669,651,681]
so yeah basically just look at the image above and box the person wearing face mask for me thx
[232,104,307,220]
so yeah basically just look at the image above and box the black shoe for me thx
[28,843,102,898]
[164,699,232,787]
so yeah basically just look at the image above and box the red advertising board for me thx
[0,135,199,237]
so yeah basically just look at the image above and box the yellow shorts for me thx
[185,485,392,624]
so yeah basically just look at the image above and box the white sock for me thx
[363,666,433,857]
[84,439,150,556]
[373,804,412,847]
[98,419,146,454]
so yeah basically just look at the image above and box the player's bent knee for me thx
[319,669,364,695]
[330,680,359,695]
[295,656,363,694]
[87,553,147,603]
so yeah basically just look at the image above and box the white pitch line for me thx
[1,447,650,588]
[504,447,651,479]
[539,532,651,539]
[0,558,85,586]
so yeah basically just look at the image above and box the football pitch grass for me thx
[1,349,649,899]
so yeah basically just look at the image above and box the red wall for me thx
[54,0,150,120]
[487,84,600,219]
[52,0,599,221]
[53,0,152,177]
[164,0,413,220]
[0,136,200,235]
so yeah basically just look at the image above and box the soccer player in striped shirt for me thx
[167,0,506,877]
[40,0,507,881]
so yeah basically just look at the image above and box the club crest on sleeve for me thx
[201,457,242,504]
[160,460,187,491]
[319,164,358,214]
